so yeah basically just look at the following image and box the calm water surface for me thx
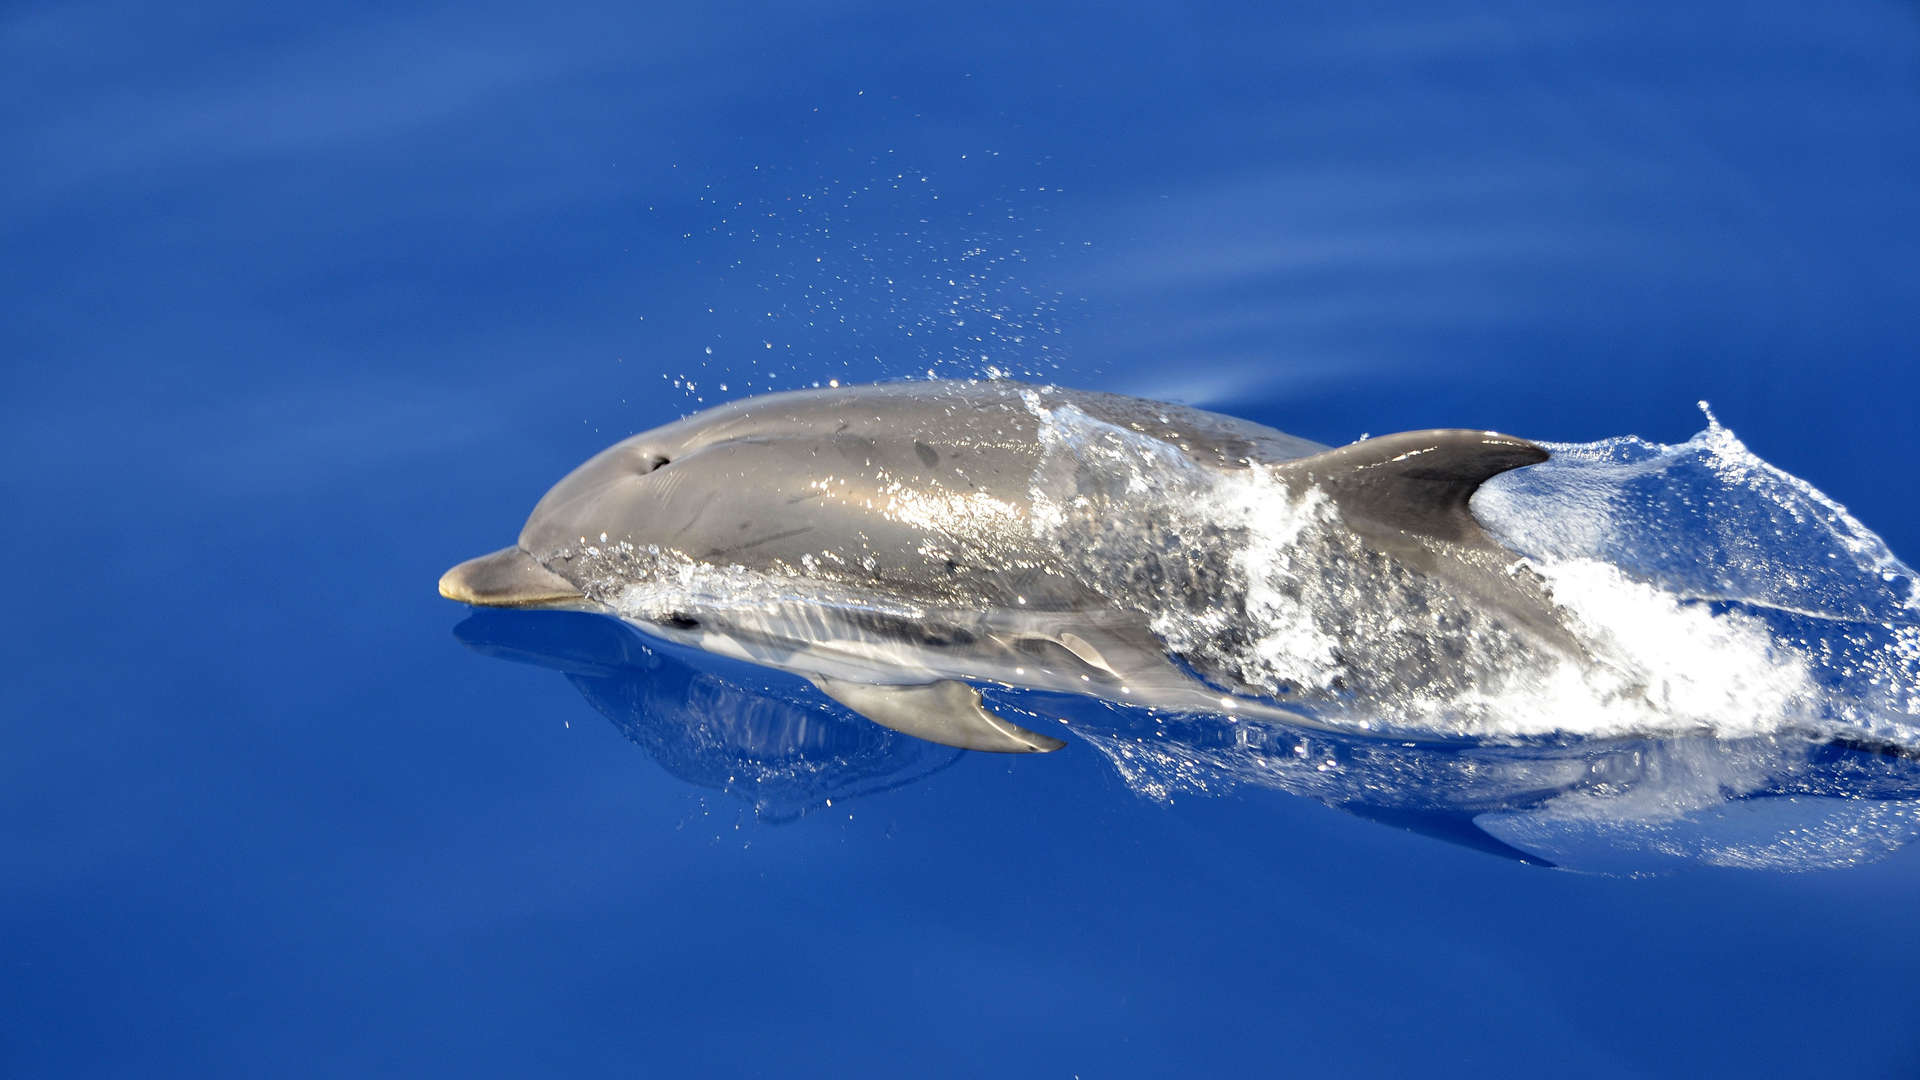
[5,1,1919,1076]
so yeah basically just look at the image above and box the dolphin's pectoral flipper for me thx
[998,617,1203,692]
[1051,620,1186,680]
[807,677,1068,753]
[1278,429,1549,546]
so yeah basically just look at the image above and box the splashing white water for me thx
[1474,408,1920,745]
[1019,398,1919,746]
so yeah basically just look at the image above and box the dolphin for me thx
[440,380,1573,753]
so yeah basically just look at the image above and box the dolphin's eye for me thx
[642,454,671,473]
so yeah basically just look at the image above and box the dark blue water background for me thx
[6,1,1919,1076]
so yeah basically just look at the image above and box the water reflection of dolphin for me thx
[454,608,1920,869]
[439,380,1577,752]
[453,609,962,822]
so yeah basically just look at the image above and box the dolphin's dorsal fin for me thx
[1277,430,1547,544]
[808,677,1067,753]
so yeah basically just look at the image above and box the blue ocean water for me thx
[5,1,1920,1077]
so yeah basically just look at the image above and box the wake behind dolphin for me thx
[439,380,1920,763]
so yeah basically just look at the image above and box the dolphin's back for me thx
[1046,386,1330,467]
[610,381,1327,476]
[518,381,1333,609]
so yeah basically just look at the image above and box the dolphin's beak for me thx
[438,546,585,607]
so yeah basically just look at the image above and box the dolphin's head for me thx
[517,432,684,557]
[437,381,1043,609]
[438,427,689,608]
[437,394,833,608]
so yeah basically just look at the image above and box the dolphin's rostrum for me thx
[440,380,1567,752]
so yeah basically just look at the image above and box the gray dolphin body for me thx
[441,380,1573,752]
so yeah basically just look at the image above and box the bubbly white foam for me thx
[564,541,927,626]
[1473,409,1920,745]
[1020,398,1919,746]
